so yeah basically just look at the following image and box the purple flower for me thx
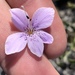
[5,7,55,57]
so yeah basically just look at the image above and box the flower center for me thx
[28,29,33,35]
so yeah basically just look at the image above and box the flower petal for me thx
[36,31,54,44]
[5,32,27,55]
[28,34,44,57]
[10,8,29,31]
[32,7,55,30]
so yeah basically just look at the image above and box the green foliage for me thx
[53,0,75,73]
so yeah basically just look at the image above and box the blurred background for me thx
[0,0,75,75]
[50,0,75,75]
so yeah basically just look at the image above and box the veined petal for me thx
[5,32,27,55]
[10,8,29,31]
[36,31,54,44]
[28,34,44,57]
[32,7,55,30]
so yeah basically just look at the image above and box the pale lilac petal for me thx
[32,7,55,30]
[36,31,54,44]
[10,8,29,31]
[5,32,27,55]
[28,34,44,57]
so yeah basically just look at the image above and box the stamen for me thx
[21,5,33,35]
[21,5,31,20]
[28,29,33,35]
[26,15,29,19]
